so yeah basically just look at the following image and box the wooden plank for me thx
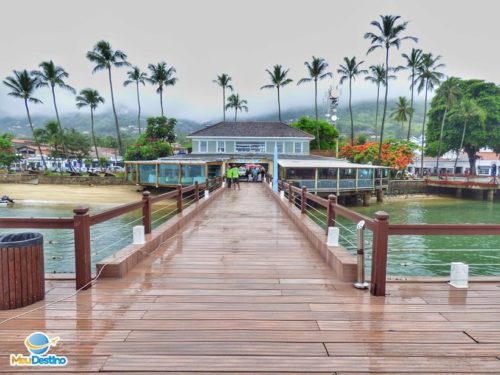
[26,245,33,305]
[8,248,15,309]
[0,248,4,310]
[467,331,500,343]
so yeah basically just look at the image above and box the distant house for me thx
[125,121,389,197]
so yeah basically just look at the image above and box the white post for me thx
[449,262,468,288]
[133,225,145,245]
[326,227,339,247]
[279,190,285,199]
[204,189,210,200]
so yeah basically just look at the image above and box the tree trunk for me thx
[91,108,102,169]
[349,78,354,145]
[314,78,321,150]
[465,146,477,176]
[107,67,124,156]
[159,86,164,117]
[136,82,142,134]
[51,85,72,172]
[222,87,226,122]
[374,83,380,137]
[24,99,47,170]
[277,85,281,122]
[377,47,390,160]
[436,106,449,176]
[407,67,415,141]
[420,80,429,177]
[234,108,237,121]
[454,118,468,173]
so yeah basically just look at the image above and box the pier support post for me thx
[177,184,183,213]
[456,188,463,199]
[363,192,371,207]
[142,191,152,234]
[370,211,389,297]
[73,206,91,291]
[326,194,337,234]
[486,189,495,202]
[376,190,384,203]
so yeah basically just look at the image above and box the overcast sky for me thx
[0,0,498,122]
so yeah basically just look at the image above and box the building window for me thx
[199,141,207,153]
[235,142,265,153]
[294,142,302,154]
[277,142,284,153]
[217,141,225,153]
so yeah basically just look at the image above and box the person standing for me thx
[231,164,241,190]
[226,164,232,189]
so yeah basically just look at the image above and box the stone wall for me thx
[0,173,129,186]
[388,180,427,195]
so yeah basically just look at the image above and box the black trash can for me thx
[0,233,44,310]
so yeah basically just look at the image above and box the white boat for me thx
[0,196,14,207]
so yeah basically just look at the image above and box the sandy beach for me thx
[0,184,144,205]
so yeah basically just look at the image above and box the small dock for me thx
[1,184,500,373]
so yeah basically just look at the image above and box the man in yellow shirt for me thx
[231,165,241,190]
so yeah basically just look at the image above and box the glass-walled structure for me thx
[279,160,389,194]
[126,161,223,187]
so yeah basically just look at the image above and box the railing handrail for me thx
[0,176,223,291]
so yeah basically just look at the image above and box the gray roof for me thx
[188,121,314,139]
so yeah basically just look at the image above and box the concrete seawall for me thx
[0,173,129,185]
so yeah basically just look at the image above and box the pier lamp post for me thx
[327,86,341,158]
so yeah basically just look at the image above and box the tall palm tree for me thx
[337,57,367,145]
[86,40,129,156]
[76,89,105,168]
[147,62,177,116]
[225,94,248,121]
[32,60,76,170]
[452,99,485,174]
[401,48,423,141]
[35,121,64,158]
[3,70,47,169]
[416,53,445,176]
[364,15,417,159]
[365,64,395,136]
[436,77,461,175]
[390,97,413,137]
[260,65,293,122]
[124,66,147,134]
[213,74,233,122]
[297,56,332,150]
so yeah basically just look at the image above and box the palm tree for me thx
[452,99,485,174]
[260,65,293,122]
[436,77,461,175]
[76,89,105,169]
[337,57,367,145]
[401,48,423,141]
[364,15,417,159]
[225,94,248,121]
[297,56,332,149]
[147,62,177,116]
[365,64,395,136]
[213,74,233,122]
[390,97,413,137]
[32,60,76,170]
[86,40,129,156]
[3,70,47,169]
[35,121,64,158]
[416,53,445,176]
[124,66,147,134]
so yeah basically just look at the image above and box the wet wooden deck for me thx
[1,183,500,373]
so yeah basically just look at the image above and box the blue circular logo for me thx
[25,332,51,356]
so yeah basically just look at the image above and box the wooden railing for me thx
[426,174,498,188]
[277,179,500,297]
[0,177,223,290]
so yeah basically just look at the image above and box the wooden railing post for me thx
[73,206,91,291]
[194,181,199,202]
[370,211,389,297]
[301,186,307,214]
[142,191,152,234]
[205,178,210,192]
[176,184,183,213]
[326,194,337,234]
[288,183,293,203]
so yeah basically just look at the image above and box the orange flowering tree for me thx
[340,140,417,170]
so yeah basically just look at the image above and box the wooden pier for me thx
[0,183,500,373]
